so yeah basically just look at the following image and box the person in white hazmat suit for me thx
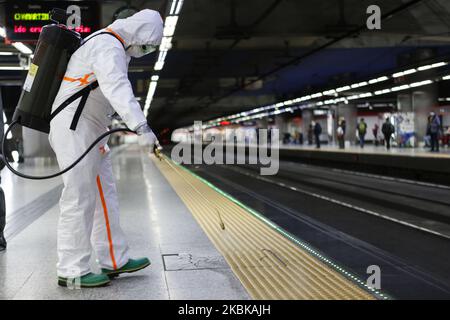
[49,9,163,288]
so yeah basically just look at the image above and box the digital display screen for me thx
[4,0,100,42]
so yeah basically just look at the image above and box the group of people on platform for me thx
[283,112,448,152]
[284,117,396,150]
[351,117,395,150]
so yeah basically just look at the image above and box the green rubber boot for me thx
[58,272,110,288]
[102,258,151,278]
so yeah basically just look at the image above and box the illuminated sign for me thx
[4,1,100,42]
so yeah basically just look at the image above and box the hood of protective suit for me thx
[108,9,163,48]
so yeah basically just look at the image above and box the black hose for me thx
[1,120,134,180]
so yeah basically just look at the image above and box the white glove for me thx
[138,131,157,147]
[135,123,158,152]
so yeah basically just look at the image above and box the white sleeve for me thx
[90,41,147,130]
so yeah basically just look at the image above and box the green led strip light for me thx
[165,156,391,300]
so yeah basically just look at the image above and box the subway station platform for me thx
[281,144,450,158]
[278,144,450,185]
[0,144,384,300]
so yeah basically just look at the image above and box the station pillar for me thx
[396,48,439,147]
[412,85,438,146]
[274,114,288,135]
[301,109,313,138]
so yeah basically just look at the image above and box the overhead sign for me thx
[4,1,100,42]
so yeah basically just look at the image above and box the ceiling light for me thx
[409,79,433,87]
[375,89,391,95]
[322,89,336,95]
[169,0,178,15]
[154,61,165,71]
[175,0,184,15]
[336,85,351,92]
[160,37,173,51]
[0,66,28,70]
[351,81,368,88]
[163,16,179,37]
[391,84,410,91]
[368,76,389,84]
[392,68,416,78]
[418,62,447,71]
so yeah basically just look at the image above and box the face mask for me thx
[126,44,158,58]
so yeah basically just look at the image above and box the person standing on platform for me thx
[382,118,395,150]
[372,123,379,146]
[313,121,322,149]
[358,118,368,148]
[429,112,442,152]
[337,120,345,149]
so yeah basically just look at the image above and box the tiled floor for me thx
[0,145,249,300]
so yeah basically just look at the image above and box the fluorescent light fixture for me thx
[417,62,447,71]
[0,26,32,55]
[0,52,14,55]
[163,16,179,37]
[12,42,33,55]
[431,62,447,68]
[154,61,165,71]
[144,81,159,114]
[0,66,28,70]
[368,76,389,84]
[409,79,433,87]
[169,0,178,14]
[443,75,450,80]
[151,75,159,81]
[157,51,168,63]
[175,0,184,15]
[375,89,391,95]
[322,89,336,95]
[160,37,173,51]
[351,81,368,88]
[311,93,322,98]
[336,85,351,92]
[391,84,410,91]
[358,93,373,98]
[392,68,417,78]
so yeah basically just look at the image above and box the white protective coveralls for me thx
[49,9,163,278]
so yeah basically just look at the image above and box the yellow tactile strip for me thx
[153,156,378,300]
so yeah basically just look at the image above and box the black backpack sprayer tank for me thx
[1,9,141,179]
